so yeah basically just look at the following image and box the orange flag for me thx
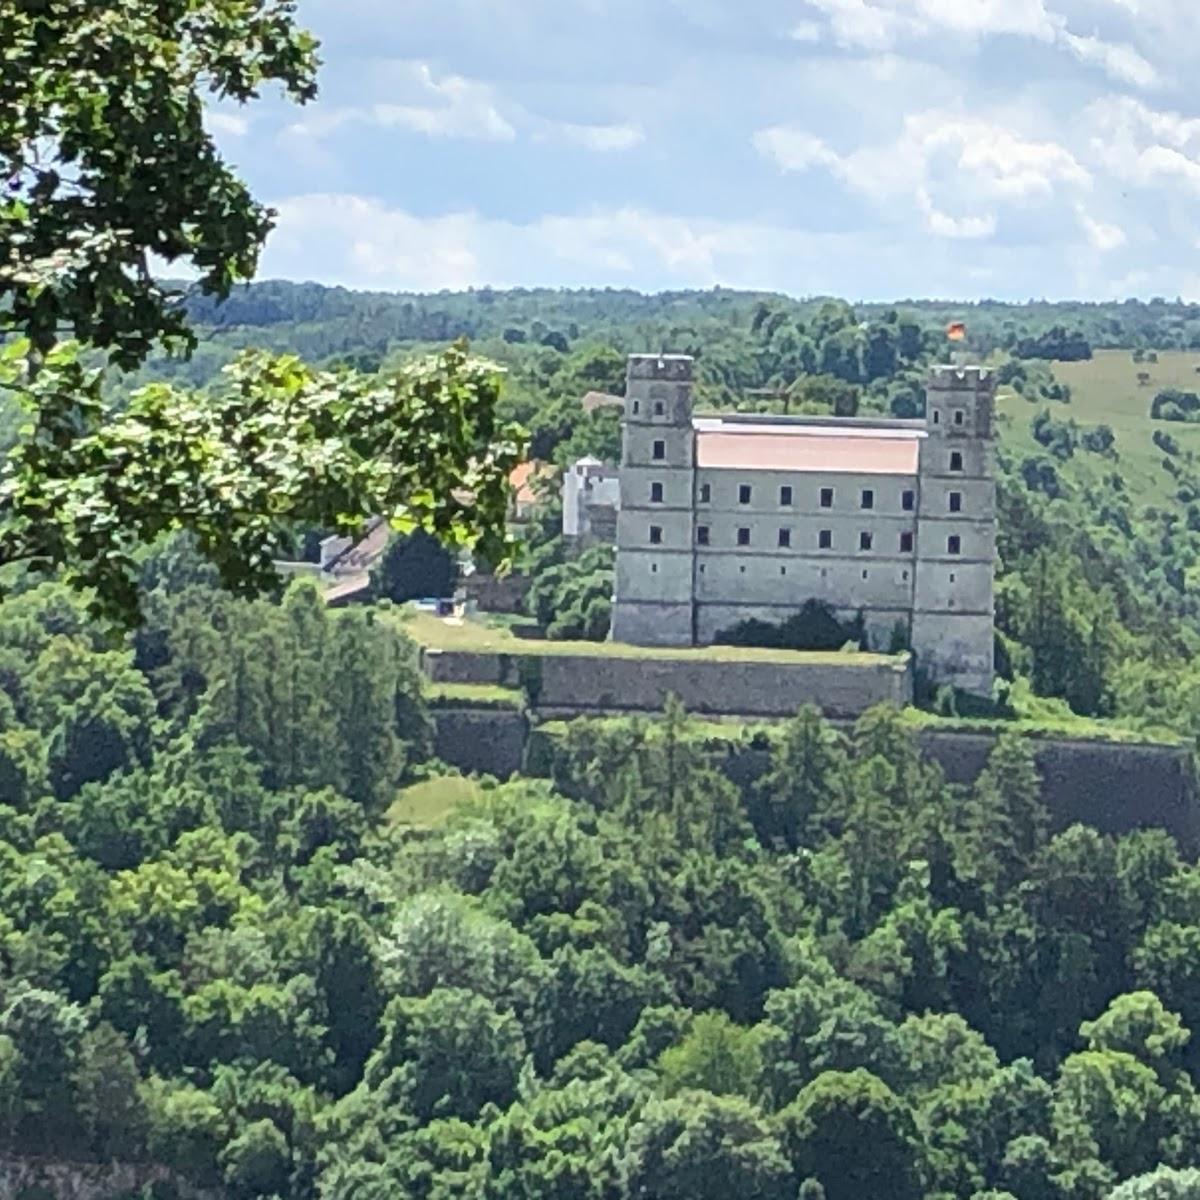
[947,321,967,341]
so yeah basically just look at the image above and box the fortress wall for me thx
[420,646,912,718]
[431,708,528,779]
[531,653,911,718]
[432,709,1197,849]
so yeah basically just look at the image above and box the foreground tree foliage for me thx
[0,0,521,624]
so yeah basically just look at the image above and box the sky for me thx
[207,0,1200,302]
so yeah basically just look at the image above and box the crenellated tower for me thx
[609,354,696,645]
[911,365,997,696]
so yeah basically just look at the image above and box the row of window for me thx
[649,439,967,475]
[649,481,967,512]
[932,409,970,427]
[647,525,965,555]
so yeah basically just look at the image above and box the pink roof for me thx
[696,427,921,476]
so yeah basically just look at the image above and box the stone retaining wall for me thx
[430,709,1198,850]
[421,647,912,718]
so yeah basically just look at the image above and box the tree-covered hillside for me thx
[8,552,1200,1200]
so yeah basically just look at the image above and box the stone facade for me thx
[610,354,996,695]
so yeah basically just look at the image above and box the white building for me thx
[609,354,996,696]
[563,455,621,547]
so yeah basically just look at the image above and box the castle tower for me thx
[911,365,997,697]
[609,354,696,645]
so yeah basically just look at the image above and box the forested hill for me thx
[178,280,1200,356]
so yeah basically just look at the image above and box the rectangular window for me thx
[649,526,663,545]
[739,484,752,504]
[933,410,941,425]
[948,534,962,555]
[650,481,664,503]
[632,400,640,414]
[820,487,834,509]
[780,485,793,506]
[737,527,751,546]
[699,483,711,503]
[696,525,710,546]
[900,531,914,553]
[860,531,873,552]
[654,400,665,416]
[950,451,964,472]
[861,489,875,510]
[949,491,962,513]
[902,490,915,512]
[818,529,833,550]
[778,528,791,548]
[954,409,965,426]
[652,439,666,460]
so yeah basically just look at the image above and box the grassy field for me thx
[998,349,1200,504]
[399,608,901,667]
[424,681,524,709]
[386,775,483,830]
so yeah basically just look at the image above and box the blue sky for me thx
[206,0,1200,301]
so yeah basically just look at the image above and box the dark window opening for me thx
[933,410,941,425]
[900,531,914,553]
[739,484,752,504]
[780,485,793,506]
[860,531,873,551]
[699,483,711,503]
[948,535,962,555]
[949,491,962,513]
[737,527,751,546]
[649,526,663,545]
[653,439,666,460]
[861,489,875,510]
[902,489,915,511]
[820,487,834,508]
[632,400,640,414]
[778,528,791,548]
[650,482,664,503]
[950,451,964,472]
[819,529,833,549]
[954,409,965,426]
[654,401,664,416]
[697,526,710,545]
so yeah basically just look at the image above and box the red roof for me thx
[696,425,921,476]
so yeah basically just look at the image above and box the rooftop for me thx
[694,415,924,476]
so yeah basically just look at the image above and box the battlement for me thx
[627,354,695,383]
[928,365,995,392]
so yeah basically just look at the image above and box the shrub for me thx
[715,601,865,653]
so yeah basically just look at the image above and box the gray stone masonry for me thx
[609,354,997,696]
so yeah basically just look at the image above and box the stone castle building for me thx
[610,353,996,695]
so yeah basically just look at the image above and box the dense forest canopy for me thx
[7,557,1200,1200]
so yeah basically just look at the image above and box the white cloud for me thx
[798,0,1157,88]
[806,0,913,50]
[1087,96,1200,190]
[1061,32,1158,88]
[790,19,823,41]
[260,191,1162,300]
[207,112,249,138]
[752,127,840,172]
[282,63,516,145]
[263,193,843,290]
[916,188,996,239]
[545,122,645,152]
[371,65,516,140]
[1076,207,1127,250]
[754,111,1088,240]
